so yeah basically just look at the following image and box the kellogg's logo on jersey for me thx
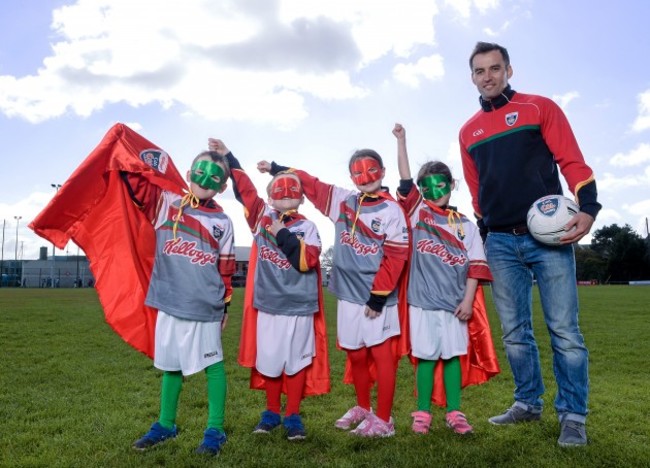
[340,231,379,256]
[140,149,169,173]
[416,239,466,266]
[259,246,291,270]
[163,237,217,266]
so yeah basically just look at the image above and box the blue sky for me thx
[1,0,649,260]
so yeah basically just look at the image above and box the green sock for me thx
[416,359,436,412]
[443,356,462,412]
[206,361,227,431]
[159,371,183,430]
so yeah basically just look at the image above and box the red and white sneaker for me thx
[350,413,395,438]
[445,410,473,435]
[334,406,370,430]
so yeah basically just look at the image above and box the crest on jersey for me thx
[140,149,169,173]
[295,231,305,240]
[371,218,381,233]
[505,112,518,126]
[212,225,224,239]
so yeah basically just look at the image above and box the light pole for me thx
[51,184,61,287]
[13,216,21,261]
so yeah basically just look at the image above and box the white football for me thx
[526,195,579,246]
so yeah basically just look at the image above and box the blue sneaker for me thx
[195,428,227,456]
[283,414,306,441]
[253,410,281,434]
[133,422,177,450]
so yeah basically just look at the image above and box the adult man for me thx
[459,42,601,447]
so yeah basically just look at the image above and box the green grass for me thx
[1,286,649,467]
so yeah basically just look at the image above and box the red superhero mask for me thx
[269,175,303,200]
[350,158,382,186]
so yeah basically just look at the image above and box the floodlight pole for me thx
[50,183,62,288]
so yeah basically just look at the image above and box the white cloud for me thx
[632,89,650,132]
[0,0,438,127]
[393,54,444,88]
[610,143,650,167]
[552,91,579,111]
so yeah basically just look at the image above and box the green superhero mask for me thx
[190,160,225,191]
[418,174,451,201]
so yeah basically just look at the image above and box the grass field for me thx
[1,286,649,467]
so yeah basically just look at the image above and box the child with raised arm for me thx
[208,138,329,441]
[130,150,234,456]
[258,150,409,438]
[392,123,497,435]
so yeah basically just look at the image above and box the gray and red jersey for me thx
[295,170,409,306]
[227,153,321,316]
[398,181,492,312]
[145,191,235,322]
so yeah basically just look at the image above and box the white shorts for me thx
[336,299,400,350]
[255,311,315,377]
[409,306,468,360]
[154,311,223,376]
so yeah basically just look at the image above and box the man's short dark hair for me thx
[469,42,510,69]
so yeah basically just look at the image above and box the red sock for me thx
[265,376,282,414]
[347,347,372,410]
[370,340,396,422]
[285,369,306,415]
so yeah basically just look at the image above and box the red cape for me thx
[410,285,500,407]
[29,123,186,358]
[237,244,331,396]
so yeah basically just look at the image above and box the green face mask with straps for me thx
[417,174,451,201]
[190,160,225,191]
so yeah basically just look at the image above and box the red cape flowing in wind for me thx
[237,244,331,396]
[29,123,186,358]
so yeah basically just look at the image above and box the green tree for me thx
[590,224,650,282]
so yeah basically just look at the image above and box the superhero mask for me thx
[190,160,225,191]
[350,158,383,186]
[418,174,452,201]
[270,175,303,200]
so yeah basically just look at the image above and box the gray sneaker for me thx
[488,404,541,425]
[557,420,587,447]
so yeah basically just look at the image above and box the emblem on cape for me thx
[140,149,169,173]
[505,112,518,126]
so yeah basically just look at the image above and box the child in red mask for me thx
[258,147,409,438]
[208,138,329,441]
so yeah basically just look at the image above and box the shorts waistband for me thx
[488,224,529,235]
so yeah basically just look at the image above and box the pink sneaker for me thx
[350,413,395,438]
[334,406,370,430]
[445,410,473,435]
[411,411,432,434]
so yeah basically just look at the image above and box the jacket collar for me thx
[479,85,515,112]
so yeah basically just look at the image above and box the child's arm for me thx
[455,277,478,321]
[119,172,162,222]
[393,123,421,216]
[393,123,412,180]
[208,138,266,232]
[218,218,236,328]
[267,219,321,273]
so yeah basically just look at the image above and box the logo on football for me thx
[526,195,579,246]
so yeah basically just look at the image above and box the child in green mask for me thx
[128,150,234,456]
[392,123,498,436]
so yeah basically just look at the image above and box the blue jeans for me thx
[486,232,589,423]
